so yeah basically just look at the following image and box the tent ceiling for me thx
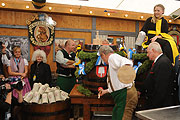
[25,0,180,16]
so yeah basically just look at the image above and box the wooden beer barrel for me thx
[82,44,117,94]
[83,66,107,94]
[22,99,70,120]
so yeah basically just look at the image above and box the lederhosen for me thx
[108,74,138,120]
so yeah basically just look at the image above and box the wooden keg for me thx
[22,99,70,120]
[82,44,117,94]
[83,66,107,94]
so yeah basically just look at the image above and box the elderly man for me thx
[143,42,178,109]
[98,45,138,120]
[56,39,76,93]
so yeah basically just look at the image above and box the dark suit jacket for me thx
[30,61,52,87]
[143,54,177,109]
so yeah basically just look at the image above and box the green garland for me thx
[74,58,97,78]
[75,51,152,77]
[132,53,148,60]
[75,50,125,78]
[132,53,153,75]
[115,51,126,57]
[75,50,98,78]
[77,84,93,97]
[78,50,98,60]
[137,59,153,75]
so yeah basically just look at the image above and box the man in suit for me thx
[143,42,178,109]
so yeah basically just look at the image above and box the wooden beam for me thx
[0,0,180,24]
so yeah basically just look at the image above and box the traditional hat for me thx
[117,65,136,84]
[32,0,46,9]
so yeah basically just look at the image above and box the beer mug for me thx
[32,91,40,103]
[48,92,56,103]
[54,89,61,101]
[42,93,48,104]
[24,91,34,103]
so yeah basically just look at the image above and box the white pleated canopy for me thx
[25,0,180,16]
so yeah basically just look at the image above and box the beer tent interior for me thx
[25,0,180,17]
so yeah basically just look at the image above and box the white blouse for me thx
[7,58,28,66]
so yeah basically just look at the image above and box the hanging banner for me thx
[27,13,56,46]
[27,13,56,55]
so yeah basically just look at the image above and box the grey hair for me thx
[99,45,114,55]
[31,49,47,63]
[148,42,162,53]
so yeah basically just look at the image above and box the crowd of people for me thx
[137,3,179,109]
[98,3,180,120]
[0,45,52,119]
[0,3,180,120]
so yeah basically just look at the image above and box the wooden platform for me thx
[70,84,114,120]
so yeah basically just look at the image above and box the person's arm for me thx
[15,89,23,103]
[21,59,28,78]
[46,64,52,85]
[21,65,28,78]
[61,64,75,68]
[8,66,22,76]
[152,18,168,42]
[56,50,75,65]
[151,35,162,42]
[66,60,75,65]
[1,54,9,65]
[162,18,168,33]
[29,64,34,87]
[98,89,109,96]
[152,61,173,107]
[56,51,68,65]
[5,92,12,104]
[141,17,152,34]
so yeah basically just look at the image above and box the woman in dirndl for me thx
[7,46,31,119]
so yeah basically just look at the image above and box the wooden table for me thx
[70,84,114,120]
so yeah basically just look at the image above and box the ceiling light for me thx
[70,9,72,13]
[48,7,52,10]
[89,11,93,14]
[168,20,172,23]
[140,16,144,19]
[124,14,128,17]
[26,5,29,9]
[107,13,110,16]
[1,3,5,7]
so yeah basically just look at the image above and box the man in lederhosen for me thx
[98,45,138,120]
[56,39,76,93]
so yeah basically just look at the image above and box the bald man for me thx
[56,39,76,93]
[143,42,178,109]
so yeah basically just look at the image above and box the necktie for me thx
[151,62,155,69]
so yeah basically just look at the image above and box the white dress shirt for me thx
[107,53,133,93]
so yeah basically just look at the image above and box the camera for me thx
[0,77,23,93]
